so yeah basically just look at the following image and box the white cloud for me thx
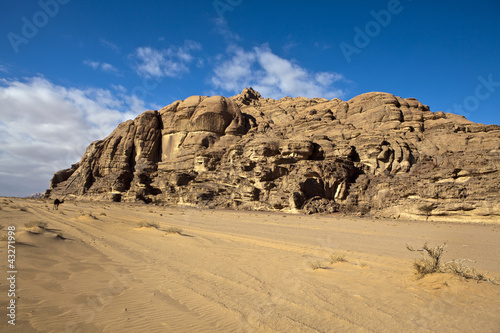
[101,63,119,73]
[132,40,202,78]
[210,45,347,99]
[0,77,144,196]
[84,59,121,75]
[84,60,100,69]
[211,46,256,91]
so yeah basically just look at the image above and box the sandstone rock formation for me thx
[46,88,500,221]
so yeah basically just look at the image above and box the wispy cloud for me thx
[282,41,298,54]
[211,44,347,99]
[83,59,121,75]
[0,65,8,73]
[213,18,241,43]
[100,38,121,52]
[313,42,331,50]
[0,77,144,196]
[132,40,202,78]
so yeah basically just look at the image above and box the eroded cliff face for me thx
[47,88,500,221]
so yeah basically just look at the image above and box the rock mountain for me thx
[46,88,500,221]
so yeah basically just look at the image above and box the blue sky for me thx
[1,0,499,196]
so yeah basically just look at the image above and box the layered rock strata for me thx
[47,88,500,221]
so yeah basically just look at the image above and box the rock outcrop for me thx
[46,88,500,222]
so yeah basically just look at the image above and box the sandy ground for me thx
[0,197,499,333]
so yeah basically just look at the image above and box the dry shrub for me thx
[443,260,496,284]
[137,221,159,229]
[24,220,48,234]
[329,253,348,264]
[164,227,183,235]
[24,221,48,229]
[418,204,436,221]
[309,261,326,271]
[407,243,496,284]
[406,243,446,276]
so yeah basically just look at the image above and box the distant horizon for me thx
[1,0,499,196]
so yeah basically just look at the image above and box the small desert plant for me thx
[24,220,48,234]
[418,204,436,221]
[19,207,28,212]
[407,243,496,283]
[164,227,183,235]
[137,221,160,229]
[309,260,327,270]
[406,243,446,276]
[329,253,348,264]
[442,260,496,284]
[24,221,48,229]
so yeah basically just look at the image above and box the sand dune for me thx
[0,198,499,332]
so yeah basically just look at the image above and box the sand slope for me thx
[0,198,499,332]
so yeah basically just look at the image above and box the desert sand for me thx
[0,197,499,332]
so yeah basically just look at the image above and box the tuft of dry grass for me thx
[357,261,368,267]
[329,253,348,264]
[137,221,160,229]
[309,261,327,271]
[407,243,497,284]
[25,220,48,229]
[24,220,48,234]
[442,260,497,284]
[164,227,183,235]
[406,243,446,276]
